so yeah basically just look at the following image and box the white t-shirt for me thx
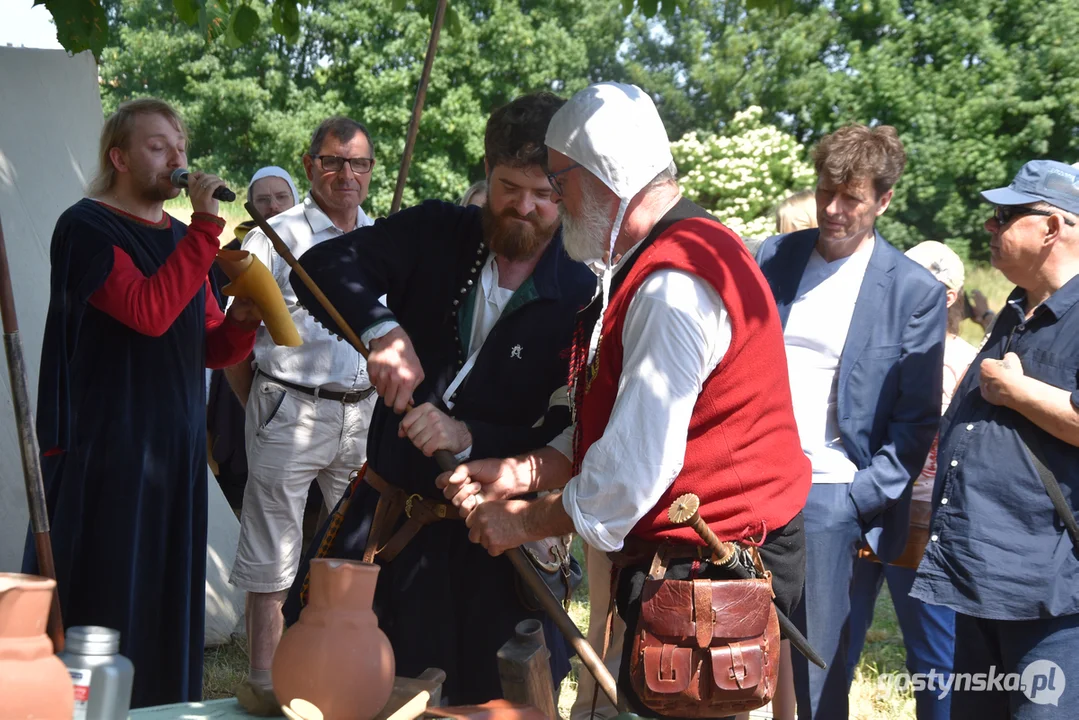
[783,241,873,483]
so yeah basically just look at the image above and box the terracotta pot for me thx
[273,559,395,719]
[0,573,75,718]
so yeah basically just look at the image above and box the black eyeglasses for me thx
[312,155,375,175]
[546,163,581,195]
[993,205,1076,227]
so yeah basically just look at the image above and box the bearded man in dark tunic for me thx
[283,92,595,705]
[23,98,261,707]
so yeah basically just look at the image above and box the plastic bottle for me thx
[57,626,134,720]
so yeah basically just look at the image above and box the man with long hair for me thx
[23,98,260,707]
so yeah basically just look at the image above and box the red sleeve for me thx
[89,213,225,337]
[205,283,257,369]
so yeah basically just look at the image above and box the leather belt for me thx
[361,468,459,563]
[256,368,376,404]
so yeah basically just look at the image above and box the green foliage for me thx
[98,0,626,216]
[671,106,814,240]
[34,0,110,57]
[624,0,1079,259]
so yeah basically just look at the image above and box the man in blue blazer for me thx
[756,124,947,719]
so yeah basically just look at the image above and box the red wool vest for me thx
[573,215,811,545]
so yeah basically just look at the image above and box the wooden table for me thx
[131,671,445,720]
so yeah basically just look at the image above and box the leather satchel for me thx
[628,575,780,717]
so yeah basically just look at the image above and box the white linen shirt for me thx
[553,247,732,553]
[242,193,374,390]
[782,240,872,483]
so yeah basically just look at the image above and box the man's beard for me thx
[138,170,180,203]
[560,181,615,263]
[482,203,559,261]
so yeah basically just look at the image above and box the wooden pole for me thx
[244,202,621,707]
[0,212,64,652]
[390,0,449,215]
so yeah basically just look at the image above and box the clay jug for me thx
[273,559,395,720]
[0,573,75,718]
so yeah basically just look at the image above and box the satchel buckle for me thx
[404,493,421,518]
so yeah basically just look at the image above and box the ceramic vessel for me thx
[273,559,395,720]
[0,573,75,718]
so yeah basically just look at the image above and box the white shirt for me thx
[553,261,732,552]
[783,240,873,484]
[242,193,375,390]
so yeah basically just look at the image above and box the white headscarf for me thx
[545,82,673,346]
[247,165,300,206]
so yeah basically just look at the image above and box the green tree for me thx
[98,0,627,215]
[625,0,1079,260]
[671,106,814,240]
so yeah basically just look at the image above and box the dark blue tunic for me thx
[283,200,595,704]
[24,199,209,708]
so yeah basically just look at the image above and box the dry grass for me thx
[959,263,1013,347]
[164,195,251,246]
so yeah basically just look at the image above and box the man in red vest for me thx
[437,82,812,719]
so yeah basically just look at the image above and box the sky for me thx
[1,0,63,50]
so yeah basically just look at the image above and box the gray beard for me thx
[560,184,615,263]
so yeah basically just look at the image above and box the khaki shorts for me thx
[230,374,374,593]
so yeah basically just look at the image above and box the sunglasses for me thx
[993,205,1076,227]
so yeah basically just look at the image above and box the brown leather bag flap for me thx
[642,644,694,694]
[639,578,695,638]
[708,579,772,640]
[710,642,764,691]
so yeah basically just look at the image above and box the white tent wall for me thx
[0,47,244,647]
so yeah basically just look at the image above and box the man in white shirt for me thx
[436,82,811,720]
[226,116,379,714]
[755,125,947,720]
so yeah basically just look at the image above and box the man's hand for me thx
[980,351,1027,407]
[399,403,472,456]
[368,326,424,414]
[187,171,227,216]
[225,297,263,332]
[464,498,533,556]
[436,457,533,517]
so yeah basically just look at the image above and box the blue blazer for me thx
[756,229,947,563]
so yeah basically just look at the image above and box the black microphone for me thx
[170,168,236,202]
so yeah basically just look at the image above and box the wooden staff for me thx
[390,0,449,214]
[0,212,64,652]
[244,202,621,708]
[668,493,827,669]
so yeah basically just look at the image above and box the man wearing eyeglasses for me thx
[226,116,380,714]
[910,160,1079,718]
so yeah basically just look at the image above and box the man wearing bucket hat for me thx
[437,82,812,719]
[910,160,1079,718]
[846,240,978,720]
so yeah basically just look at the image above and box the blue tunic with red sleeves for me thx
[23,199,209,708]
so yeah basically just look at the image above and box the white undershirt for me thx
[553,265,732,553]
[783,241,872,484]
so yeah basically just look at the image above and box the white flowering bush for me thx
[671,107,815,242]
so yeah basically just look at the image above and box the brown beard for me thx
[481,202,559,261]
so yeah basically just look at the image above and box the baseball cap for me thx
[904,241,964,291]
[980,160,1079,215]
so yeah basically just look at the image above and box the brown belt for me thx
[607,536,709,570]
[361,468,459,564]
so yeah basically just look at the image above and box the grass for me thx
[958,263,1013,347]
[165,195,251,246]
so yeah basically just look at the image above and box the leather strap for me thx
[1017,423,1079,553]
[256,367,377,404]
[693,579,713,649]
[361,468,457,563]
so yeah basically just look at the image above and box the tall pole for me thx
[390,0,449,214]
[0,212,64,651]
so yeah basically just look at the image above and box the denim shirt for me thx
[910,275,1079,620]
